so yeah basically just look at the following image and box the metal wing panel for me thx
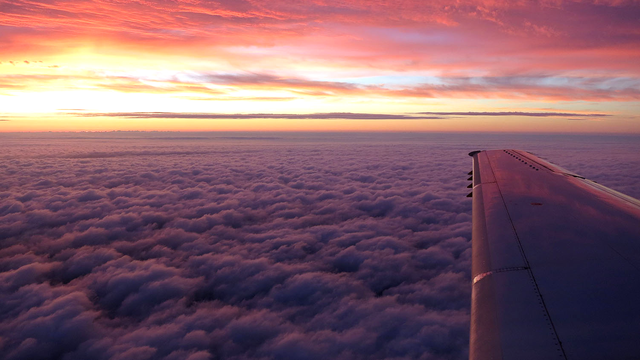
[470,149,640,360]
[471,181,529,274]
[470,153,562,360]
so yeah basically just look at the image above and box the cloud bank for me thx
[0,133,638,360]
[0,134,475,360]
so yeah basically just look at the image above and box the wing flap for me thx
[471,270,565,360]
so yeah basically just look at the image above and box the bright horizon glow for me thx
[2,112,632,134]
[1,0,639,132]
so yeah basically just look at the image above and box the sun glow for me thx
[0,0,639,132]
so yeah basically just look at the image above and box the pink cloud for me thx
[0,0,638,111]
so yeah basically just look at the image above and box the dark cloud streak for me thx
[72,112,444,120]
[416,111,610,117]
[67,111,611,121]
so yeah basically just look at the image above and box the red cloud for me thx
[0,0,639,106]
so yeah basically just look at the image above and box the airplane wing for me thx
[468,149,640,360]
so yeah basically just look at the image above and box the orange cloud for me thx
[0,0,639,131]
[2,70,638,102]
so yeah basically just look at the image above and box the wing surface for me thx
[469,149,640,360]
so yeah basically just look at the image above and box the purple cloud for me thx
[0,132,638,360]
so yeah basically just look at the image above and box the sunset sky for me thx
[1,0,639,132]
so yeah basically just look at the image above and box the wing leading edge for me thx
[469,150,640,360]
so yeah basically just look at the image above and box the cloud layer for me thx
[0,133,638,360]
[0,133,474,360]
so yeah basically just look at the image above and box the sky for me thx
[1,132,639,360]
[1,0,639,132]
